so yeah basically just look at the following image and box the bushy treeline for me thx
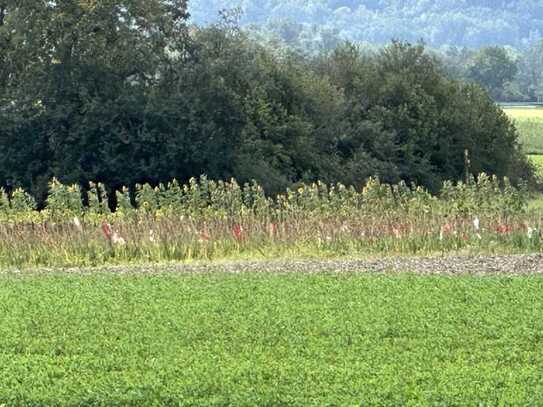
[440,42,543,102]
[0,1,533,202]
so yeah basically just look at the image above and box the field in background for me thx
[1,272,542,405]
[503,107,543,155]
[529,154,543,177]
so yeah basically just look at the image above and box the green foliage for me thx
[0,176,539,268]
[466,47,518,100]
[10,188,37,213]
[1,273,543,404]
[87,182,110,215]
[0,3,532,197]
[318,42,532,191]
[529,155,543,177]
[46,178,83,219]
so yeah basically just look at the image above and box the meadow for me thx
[1,272,542,405]
[504,107,543,155]
[0,175,538,268]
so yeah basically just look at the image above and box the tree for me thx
[517,40,543,101]
[0,0,190,197]
[0,8,533,200]
[318,42,531,191]
[466,47,518,100]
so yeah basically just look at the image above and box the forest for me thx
[191,1,543,102]
[0,0,536,203]
[189,0,543,48]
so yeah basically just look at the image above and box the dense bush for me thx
[0,2,533,201]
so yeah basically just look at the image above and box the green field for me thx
[529,154,543,177]
[1,271,543,405]
[504,107,543,154]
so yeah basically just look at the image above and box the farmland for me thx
[504,107,543,155]
[1,271,543,405]
[2,2,543,405]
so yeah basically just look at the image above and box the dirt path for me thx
[21,253,543,275]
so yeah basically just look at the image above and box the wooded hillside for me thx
[190,0,543,48]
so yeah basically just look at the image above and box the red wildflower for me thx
[496,224,512,234]
[269,223,278,238]
[439,222,454,241]
[232,224,244,242]
[101,220,112,242]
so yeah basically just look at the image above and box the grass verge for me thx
[1,272,543,405]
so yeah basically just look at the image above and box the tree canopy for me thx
[0,1,534,202]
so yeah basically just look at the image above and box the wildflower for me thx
[73,217,83,232]
[198,231,211,243]
[496,224,512,234]
[149,229,157,243]
[111,231,126,246]
[473,217,480,232]
[268,223,278,238]
[527,226,537,239]
[232,224,244,242]
[439,223,453,241]
[101,220,126,246]
[101,220,112,242]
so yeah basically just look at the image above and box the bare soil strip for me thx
[11,254,543,275]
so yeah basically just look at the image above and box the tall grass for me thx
[0,175,540,267]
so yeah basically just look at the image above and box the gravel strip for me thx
[10,253,543,275]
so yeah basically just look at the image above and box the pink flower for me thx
[101,220,112,242]
[268,223,278,238]
[496,224,512,234]
[439,223,453,241]
[232,224,244,242]
[198,231,211,243]
[101,221,126,246]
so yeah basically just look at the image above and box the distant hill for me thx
[188,0,543,48]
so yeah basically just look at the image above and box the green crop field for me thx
[504,107,543,154]
[529,154,543,176]
[1,272,542,405]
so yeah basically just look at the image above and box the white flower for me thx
[73,217,83,232]
[111,232,126,246]
[527,226,537,239]
[473,217,480,232]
